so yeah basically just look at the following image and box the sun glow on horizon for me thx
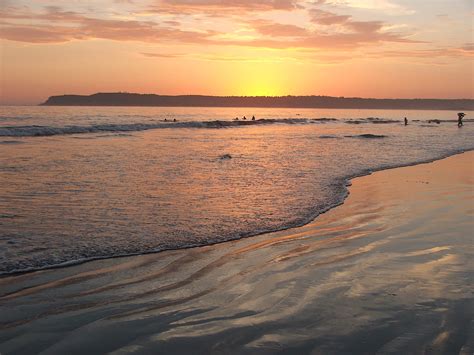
[230,65,289,97]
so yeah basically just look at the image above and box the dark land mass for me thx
[41,93,474,110]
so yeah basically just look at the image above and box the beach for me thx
[1,151,472,354]
[3,0,473,353]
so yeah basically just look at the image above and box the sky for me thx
[0,0,473,105]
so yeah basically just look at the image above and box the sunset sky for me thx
[1,0,473,105]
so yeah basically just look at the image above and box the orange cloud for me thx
[0,25,79,43]
[369,45,474,59]
[0,5,421,50]
[310,8,386,35]
[161,0,299,10]
[145,0,302,17]
[0,7,212,44]
[250,19,308,37]
[461,43,474,52]
[309,9,350,25]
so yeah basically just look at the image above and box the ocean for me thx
[0,106,473,274]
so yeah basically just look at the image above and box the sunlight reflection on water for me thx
[0,107,473,273]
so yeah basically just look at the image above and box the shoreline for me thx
[2,148,472,278]
[1,150,473,353]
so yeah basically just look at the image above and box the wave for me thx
[345,134,388,139]
[345,117,401,124]
[0,140,25,144]
[0,214,21,219]
[0,117,426,137]
[319,135,341,139]
[0,118,337,137]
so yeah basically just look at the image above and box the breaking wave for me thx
[345,134,388,139]
[0,118,338,137]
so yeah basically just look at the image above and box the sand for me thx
[1,152,473,354]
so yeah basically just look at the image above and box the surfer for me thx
[404,117,408,126]
[457,112,465,127]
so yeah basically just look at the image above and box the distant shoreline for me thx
[41,93,474,110]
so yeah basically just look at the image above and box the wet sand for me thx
[1,152,473,354]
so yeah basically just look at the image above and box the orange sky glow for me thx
[0,0,473,105]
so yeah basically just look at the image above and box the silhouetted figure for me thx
[164,118,168,122]
[243,116,247,120]
[173,119,177,122]
[252,116,256,121]
[457,112,465,127]
[234,117,239,121]
[404,117,408,126]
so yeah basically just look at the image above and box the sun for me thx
[232,65,287,97]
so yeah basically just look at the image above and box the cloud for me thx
[159,0,300,11]
[163,20,181,26]
[141,51,302,63]
[310,8,386,34]
[307,8,417,48]
[209,29,420,50]
[0,25,80,43]
[368,46,474,59]
[250,19,308,37]
[142,52,183,58]
[142,45,471,67]
[214,12,421,49]
[0,6,212,44]
[309,9,350,25]
[346,21,384,33]
[0,4,421,51]
[321,0,415,15]
[149,0,302,15]
[461,43,474,52]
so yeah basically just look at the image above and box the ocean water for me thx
[0,106,473,274]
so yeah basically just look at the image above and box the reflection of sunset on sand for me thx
[1,152,472,354]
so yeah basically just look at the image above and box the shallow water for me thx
[0,153,472,354]
[0,107,473,273]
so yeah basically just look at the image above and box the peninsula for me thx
[41,93,474,110]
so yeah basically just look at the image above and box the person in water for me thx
[243,116,247,120]
[404,117,408,126]
[457,112,465,127]
[252,116,256,121]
